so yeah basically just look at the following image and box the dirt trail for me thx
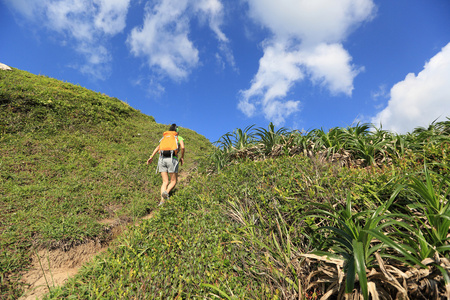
[19,241,106,300]
[19,169,191,299]
[19,216,150,300]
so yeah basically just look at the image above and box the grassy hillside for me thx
[46,144,450,299]
[45,122,450,299]
[2,66,450,299]
[0,68,213,298]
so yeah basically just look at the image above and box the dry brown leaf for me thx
[368,281,380,300]
[301,253,344,267]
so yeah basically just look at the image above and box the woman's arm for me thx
[146,145,160,165]
[179,140,185,165]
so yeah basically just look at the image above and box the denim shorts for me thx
[158,157,179,173]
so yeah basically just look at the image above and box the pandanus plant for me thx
[405,164,450,257]
[215,125,256,152]
[310,127,345,156]
[254,122,290,155]
[302,190,425,299]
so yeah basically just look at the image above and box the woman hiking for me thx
[147,124,185,206]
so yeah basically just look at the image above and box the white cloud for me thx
[240,0,375,124]
[246,0,375,45]
[127,0,197,80]
[45,0,97,41]
[127,0,232,80]
[371,84,388,101]
[239,41,304,124]
[371,42,450,133]
[302,43,361,96]
[4,0,131,79]
[193,0,227,42]
[94,0,130,35]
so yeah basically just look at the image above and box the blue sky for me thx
[1,0,450,143]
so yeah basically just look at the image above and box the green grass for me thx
[43,154,411,299]
[0,68,213,298]
[2,67,450,299]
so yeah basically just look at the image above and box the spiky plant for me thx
[302,190,426,299]
[406,164,450,255]
[255,122,290,155]
[310,127,345,156]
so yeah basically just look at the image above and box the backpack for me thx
[159,131,179,157]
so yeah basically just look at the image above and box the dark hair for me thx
[169,123,177,131]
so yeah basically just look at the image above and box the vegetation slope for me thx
[1,67,450,300]
[0,68,212,298]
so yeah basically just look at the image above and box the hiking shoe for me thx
[162,191,169,200]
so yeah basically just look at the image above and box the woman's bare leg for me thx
[166,173,178,194]
[160,172,169,201]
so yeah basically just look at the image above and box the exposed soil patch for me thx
[19,217,145,299]
[19,240,106,300]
